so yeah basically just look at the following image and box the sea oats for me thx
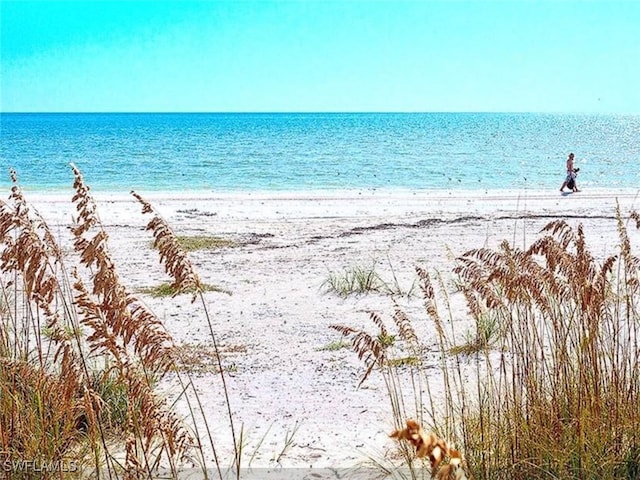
[131,191,202,299]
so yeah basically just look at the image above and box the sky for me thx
[1,0,639,113]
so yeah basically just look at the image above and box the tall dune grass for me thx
[335,207,640,479]
[0,167,237,479]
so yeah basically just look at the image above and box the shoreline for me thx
[17,187,640,228]
[20,185,640,199]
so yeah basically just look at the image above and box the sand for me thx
[25,187,640,472]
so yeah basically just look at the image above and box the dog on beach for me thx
[390,419,469,479]
[566,167,580,191]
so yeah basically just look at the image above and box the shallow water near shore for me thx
[2,112,639,193]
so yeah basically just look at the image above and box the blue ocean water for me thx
[1,112,638,193]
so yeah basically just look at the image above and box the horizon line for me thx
[1,110,636,115]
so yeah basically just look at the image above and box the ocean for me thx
[1,112,638,193]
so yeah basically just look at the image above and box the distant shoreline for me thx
[16,185,640,200]
[14,187,640,229]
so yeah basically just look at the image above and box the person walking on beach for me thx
[560,152,580,192]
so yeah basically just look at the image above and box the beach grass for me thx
[322,258,417,298]
[322,263,383,297]
[138,281,232,297]
[335,208,640,480]
[448,314,500,356]
[172,234,237,251]
[0,168,240,479]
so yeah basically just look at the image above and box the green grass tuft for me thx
[321,263,382,297]
[89,369,130,431]
[138,282,232,297]
[318,339,351,351]
[151,235,238,252]
[386,356,421,367]
[377,333,396,348]
[449,314,500,356]
[322,258,418,298]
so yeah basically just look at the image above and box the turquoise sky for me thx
[1,1,639,113]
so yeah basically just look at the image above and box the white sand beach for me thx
[26,187,640,471]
